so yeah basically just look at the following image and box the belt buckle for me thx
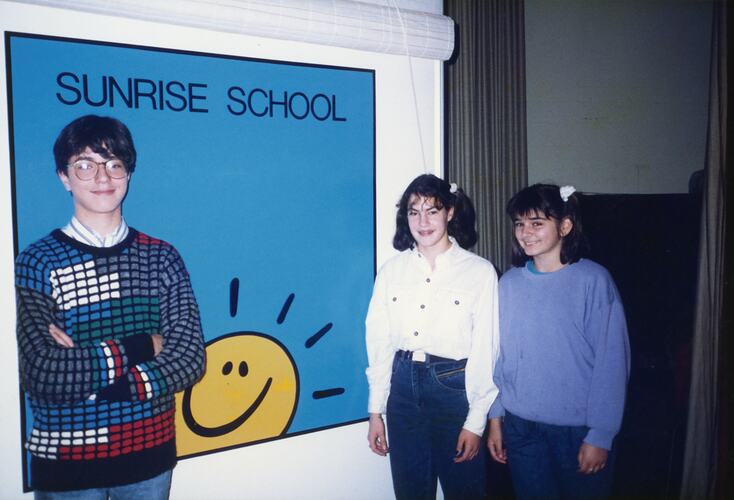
[412,350,427,362]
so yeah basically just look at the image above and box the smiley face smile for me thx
[181,376,273,437]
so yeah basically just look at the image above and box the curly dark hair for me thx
[506,183,585,267]
[393,174,477,251]
[53,115,137,175]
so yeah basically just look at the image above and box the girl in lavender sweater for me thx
[487,183,630,499]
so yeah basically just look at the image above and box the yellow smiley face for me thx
[175,332,299,457]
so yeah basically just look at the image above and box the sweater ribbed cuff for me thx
[119,333,155,367]
[487,398,505,419]
[584,427,615,450]
[97,377,133,402]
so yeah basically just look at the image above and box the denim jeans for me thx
[503,412,614,499]
[34,469,172,500]
[386,350,487,500]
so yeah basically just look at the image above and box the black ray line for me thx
[277,293,295,324]
[305,322,333,348]
[312,388,345,399]
[229,278,239,317]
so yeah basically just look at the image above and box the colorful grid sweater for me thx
[15,228,205,491]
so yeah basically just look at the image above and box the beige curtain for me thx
[444,0,528,272]
[680,2,727,498]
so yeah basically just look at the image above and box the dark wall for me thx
[581,193,699,497]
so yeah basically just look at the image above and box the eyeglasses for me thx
[68,158,128,181]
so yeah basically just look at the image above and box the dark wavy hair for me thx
[53,115,137,175]
[393,174,477,251]
[506,183,585,267]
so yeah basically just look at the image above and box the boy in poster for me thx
[14,114,205,498]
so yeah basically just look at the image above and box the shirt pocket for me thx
[386,285,420,332]
[434,288,476,329]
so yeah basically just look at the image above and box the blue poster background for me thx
[8,33,374,468]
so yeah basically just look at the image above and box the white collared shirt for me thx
[365,239,500,436]
[61,216,129,248]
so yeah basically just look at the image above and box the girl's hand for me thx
[367,413,389,456]
[48,324,74,348]
[577,443,608,474]
[151,334,164,356]
[454,429,480,463]
[487,417,507,464]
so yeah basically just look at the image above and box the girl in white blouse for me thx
[365,174,500,499]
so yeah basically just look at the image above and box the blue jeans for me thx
[386,351,487,500]
[34,469,172,500]
[503,412,614,499]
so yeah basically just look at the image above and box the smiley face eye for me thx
[222,360,248,376]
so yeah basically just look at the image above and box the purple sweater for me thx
[488,259,630,449]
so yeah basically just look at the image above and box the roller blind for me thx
[9,0,455,60]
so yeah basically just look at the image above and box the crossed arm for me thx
[16,248,204,405]
[49,323,163,355]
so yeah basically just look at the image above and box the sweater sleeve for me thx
[487,353,506,419]
[98,246,205,402]
[583,273,631,449]
[365,265,395,415]
[15,254,155,405]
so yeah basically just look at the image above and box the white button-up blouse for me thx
[365,239,500,436]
